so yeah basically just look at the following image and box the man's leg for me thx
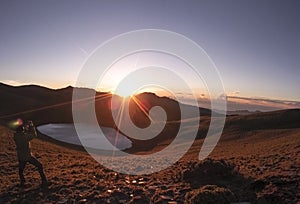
[18,161,26,186]
[28,156,47,183]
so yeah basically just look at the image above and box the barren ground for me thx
[0,126,299,203]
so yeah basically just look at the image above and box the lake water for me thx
[37,124,132,150]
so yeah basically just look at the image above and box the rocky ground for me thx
[0,126,299,203]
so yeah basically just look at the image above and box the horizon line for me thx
[1,81,300,112]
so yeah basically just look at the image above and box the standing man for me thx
[13,120,48,188]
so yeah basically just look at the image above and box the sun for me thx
[114,87,134,98]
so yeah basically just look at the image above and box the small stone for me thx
[160,195,173,200]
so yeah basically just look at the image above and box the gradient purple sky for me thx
[0,0,299,111]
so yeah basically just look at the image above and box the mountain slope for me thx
[0,83,212,151]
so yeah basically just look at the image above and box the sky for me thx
[0,0,299,111]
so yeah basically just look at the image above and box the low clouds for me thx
[169,91,300,112]
[195,95,300,112]
[226,96,300,111]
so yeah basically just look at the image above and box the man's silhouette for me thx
[13,121,48,188]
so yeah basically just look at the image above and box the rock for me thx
[160,195,173,200]
[111,190,129,201]
[249,180,266,191]
[152,190,176,204]
[128,195,150,204]
[184,185,236,204]
[182,159,237,188]
[78,198,87,203]
[57,198,68,204]
[133,188,145,196]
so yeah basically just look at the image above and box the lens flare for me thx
[8,118,23,129]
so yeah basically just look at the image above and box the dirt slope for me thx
[0,123,299,203]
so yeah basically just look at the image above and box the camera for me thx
[24,120,36,134]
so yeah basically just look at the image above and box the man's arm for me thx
[31,125,38,137]
[24,122,38,141]
[24,127,37,141]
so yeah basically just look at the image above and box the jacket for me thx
[14,130,37,161]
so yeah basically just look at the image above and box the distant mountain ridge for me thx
[225,108,300,132]
[0,83,211,123]
[1,83,300,152]
[0,83,211,151]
